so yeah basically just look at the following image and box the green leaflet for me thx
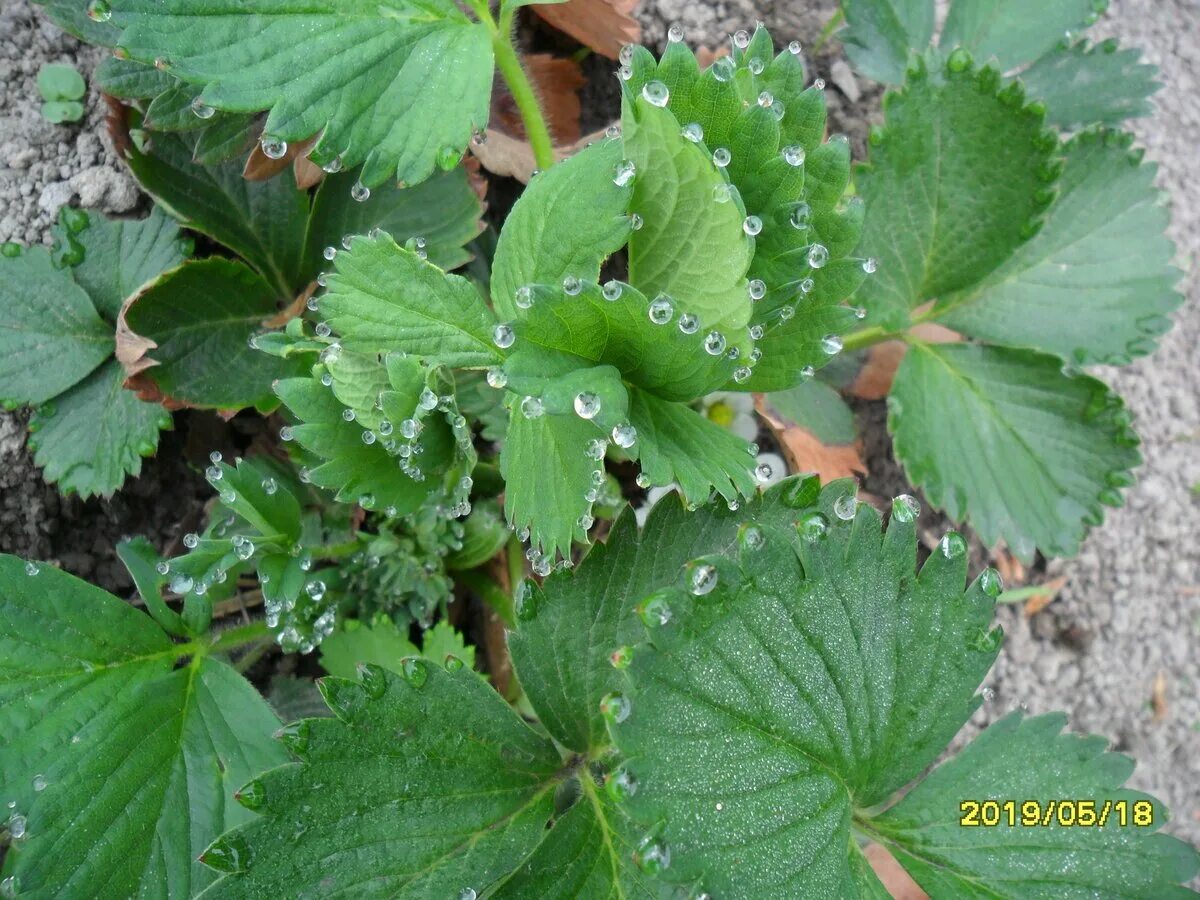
[937,129,1180,365]
[607,483,1197,896]
[321,618,476,680]
[0,246,112,406]
[110,0,494,188]
[199,664,562,897]
[1018,38,1160,129]
[490,139,633,321]
[121,258,305,411]
[840,0,936,84]
[855,53,1058,331]
[28,358,169,499]
[320,236,500,368]
[941,0,1102,73]
[624,94,754,336]
[0,557,286,898]
[888,342,1141,561]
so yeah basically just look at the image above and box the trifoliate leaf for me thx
[889,342,1141,560]
[508,477,815,753]
[29,358,168,499]
[610,484,1195,896]
[1018,38,1160,129]
[500,407,600,559]
[0,246,112,406]
[513,281,734,402]
[941,0,1102,72]
[199,664,562,896]
[50,204,188,321]
[855,54,1058,330]
[320,235,500,368]
[125,130,309,296]
[120,258,304,411]
[110,1,494,188]
[319,618,419,679]
[873,711,1200,897]
[0,557,286,898]
[303,167,483,284]
[491,139,633,320]
[937,130,1180,365]
[840,0,936,84]
[627,388,758,507]
[624,95,754,335]
[492,779,657,899]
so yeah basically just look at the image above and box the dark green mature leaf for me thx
[941,0,1101,72]
[51,204,187,321]
[126,130,309,295]
[0,247,111,405]
[873,712,1199,898]
[320,235,500,368]
[121,258,302,411]
[840,0,936,84]
[937,130,1179,366]
[628,389,758,507]
[856,53,1058,330]
[302,167,483,284]
[889,342,1141,560]
[500,408,599,560]
[110,0,494,189]
[94,55,176,99]
[0,556,286,898]
[1019,39,1160,129]
[624,96,754,335]
[491,139,633,320]
[29,358,170,498]
[199,663,563,897]
[35,0,120,44]
[508,478,815,754]
[610,485,1197,896]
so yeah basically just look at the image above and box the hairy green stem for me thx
[479,3,557,172]
[208,620,273,655]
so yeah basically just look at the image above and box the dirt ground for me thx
[1,0,1197,852]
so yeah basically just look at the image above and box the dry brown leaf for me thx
[756,395,866,483]
[1023,575,1068,617]
[865,843,928,900]
[243,133,318,182]
[470,124,611,184]
[532,0,640,60]
[494,53,586,145]
[992,544,1028,587]
[293,154,325,190]
[695,45,730,68]
[849,321,961,400]
[1151,671,1168,722]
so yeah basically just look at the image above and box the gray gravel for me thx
[0,0,1196,857]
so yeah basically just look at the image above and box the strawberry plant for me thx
[1,3,1196,897]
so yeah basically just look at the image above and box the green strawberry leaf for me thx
[609,484,1197,896]
[1018,38,1160,129]
[889,342,1141,560]
[0,556,287,898]
[419,620,476,671]
[28,358,170,499]
[627,388,758,507]
[319,617,419,679]
[508,477,817,754]
[35,0,120,44]
[302,167,483,284]
[623,94,754,336]
[0,246,112,406]
[871,711,1200,897]
[116,534,188,637]
[50,204,188,321]
[125,130,310,295]
[936,129,1180,366]
[94,55,175,99]
[855,52,1059,330]
[109,0,494,189]
[320,235,499,368]
[500,406,600,561]
[941,0,1104,72]
[198,663,562,895]
[210,456,304,546]
[490,139,634,321]
[840,0,936,84]
[120,258,305,411]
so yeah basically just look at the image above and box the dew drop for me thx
[458,890,477,900]
[703,331,726,355]
[611,423,637,448]
[748,58,765,75]
[690,563,718,596]
[183,532,199,549]
[681,122,704,143]
[492,323,515,349]
[602,280,623,301]
[712,147,731,167]
[862,257,878,274]
[757,90,774,108]
[782,145,806,166]
[613,159,637,187]
[712,183,733,203]
[635,837,670,874]
[667,22,684,42]
[8,815,26,840]
[821,334,843,355]
[732,29,750,48]
[261,477,278,495]
[514,285,533,309]
[833,494,858,520]
[562,275,582,295]
[191,97,215,120]
[788,40,802,54]
[260,137,287,160]
[755,461,773,483]
[600,691,632,723]
[980,568,1003,597]
[574,392,601,419]
[321,155,344,174]
[733,366,751,383]
[0,875,19,898]
[323,245,337,261]
[891,493,920,523]
[607,766,638,799]
[748,278,766,300]
[648,294,674,324]
[743,215,762,236]
[807,243,829,268]
[341,408,356,422]
[712,57,734,82]
[486,367,507,389]
[86,0,112,22]
[520,396,544,419]
[642,80,670,107]
[350,181,370,202]
[23,561,38,576]
[940,532,967,559]
[797,511,829,542]
[31,775,46,792]
[678,313,699,334]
